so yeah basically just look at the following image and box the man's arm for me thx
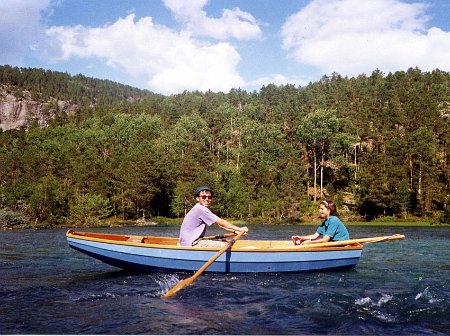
[215,218,248,233]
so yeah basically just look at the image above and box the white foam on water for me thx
[355,297,373,306]
[372,310,396,322]
[355,294,393,307]
[415,286,440,304]
[154,274,180,296]
[415,286,428,300]
[377,294,393,306]
[75,292,117,302]
[354,294,397,322]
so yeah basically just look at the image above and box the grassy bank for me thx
[1,210,449,231]
[344,221,444,226]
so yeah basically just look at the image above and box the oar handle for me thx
[203,233,236,240]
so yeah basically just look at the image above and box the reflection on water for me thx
[0,225,449,334]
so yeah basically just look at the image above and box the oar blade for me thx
[162,277,194,299]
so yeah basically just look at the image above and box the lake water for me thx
[0,225,449,335]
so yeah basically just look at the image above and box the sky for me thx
[1,0,450,95]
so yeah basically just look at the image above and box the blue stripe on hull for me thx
[68,238,361,273]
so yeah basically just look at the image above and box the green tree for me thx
[297,108,341,201]
[69,193,111,226]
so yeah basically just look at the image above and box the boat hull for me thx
[67,230,362,273]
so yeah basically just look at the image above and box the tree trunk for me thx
[313,151,317,202]
[418,164,422,212]
[320,150,324,198]
[237,131,241,170]
[409,155,413,188]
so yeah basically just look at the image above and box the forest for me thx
[0,65,449,228]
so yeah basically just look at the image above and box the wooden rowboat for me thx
[66,230,404,273]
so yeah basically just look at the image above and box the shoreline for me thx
[2,219,449,231]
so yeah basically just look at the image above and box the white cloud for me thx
[0,0,51,64]
[46,14,244,94]
[0,0,260,94]
[163,0,262,40]
[43,0,264,94]
[281,0,450,76]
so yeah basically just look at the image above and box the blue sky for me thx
[1,0,450,95]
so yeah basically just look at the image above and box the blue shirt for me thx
[316,215,349,241]
[179,203,220,246]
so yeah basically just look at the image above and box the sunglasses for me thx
[199,195,213,200]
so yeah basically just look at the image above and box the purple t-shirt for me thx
[179,203,220,246]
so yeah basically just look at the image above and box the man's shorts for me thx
[192,239,227,248]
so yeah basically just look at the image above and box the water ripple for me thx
[1,225,449,335]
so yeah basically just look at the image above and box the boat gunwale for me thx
[66,230,363,253]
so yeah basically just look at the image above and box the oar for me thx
[162,230,247,299]
[203,232,237,240]
[298,234,405,248]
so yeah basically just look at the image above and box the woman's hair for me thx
[320,200,338,216]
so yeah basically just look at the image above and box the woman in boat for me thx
[179,185,248,247]
[292,200,349,245]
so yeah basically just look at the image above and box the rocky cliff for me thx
[0,87,77,131]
